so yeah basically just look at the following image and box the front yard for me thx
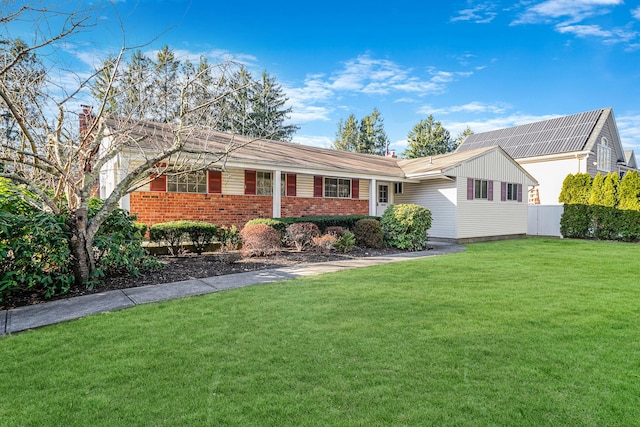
[1,238,639,425]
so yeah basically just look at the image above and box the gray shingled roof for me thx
[457,108,607,158]
[105,116,405,179]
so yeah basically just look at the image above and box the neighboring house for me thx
[457,107,635,205]
[99,117,537,242]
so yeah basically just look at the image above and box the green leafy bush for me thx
[149,221,188,255]
[217,225,242,251]
[560,204,640,242]
[0,209,74,301]
[89,199,159,279]
[286,222,320,251]
[352,218,384,249]
[149,220,220,255]
[240,223,281,256]
[380,203,432,251]
[333,229,355,253]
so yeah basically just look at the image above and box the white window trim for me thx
[324,177,351,198]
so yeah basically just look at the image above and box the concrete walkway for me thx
[1,242,465,336]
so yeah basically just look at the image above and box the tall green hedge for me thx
[560,204,640,242]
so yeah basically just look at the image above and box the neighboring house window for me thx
[256,171,272,196]
[167,171,207,193]
[597,138,611,172]
[324,177,351,198]
[394,182,403,194]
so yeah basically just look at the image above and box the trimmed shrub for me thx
[254,215,379,233]
[149,220,219,255]
[217,225,242,251]
[333,229,355,253]
[240,223,281,256]
[149,221,188,256]
[182,221,218,255]
[353,218,384,249]
[245,218,287,240]
[286,222,320,251]
[313,234,337,254]
[381,203,432,251]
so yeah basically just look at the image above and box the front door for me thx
[376,183,389,216]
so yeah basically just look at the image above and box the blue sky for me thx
[10,0,640,155]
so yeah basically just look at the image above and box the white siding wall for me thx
[394,179,457,239]
[519,158,580,205]
[456,179,529,239]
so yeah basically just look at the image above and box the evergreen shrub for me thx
[380,203,431,251]
[353,218,385,249]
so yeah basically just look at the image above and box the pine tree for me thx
[120,50,153,119]
[152,45,180,122]
[455,126,474,149]
[251,71,299,141]
[333,114,358,152]
[91,55,119,114]
[403,115,455,159]
[589,173,606,206]
[617,170,640,211]
[333,108,389,155]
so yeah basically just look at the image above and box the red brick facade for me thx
[129,192,369,228]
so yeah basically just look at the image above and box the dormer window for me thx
[597,137,611,172]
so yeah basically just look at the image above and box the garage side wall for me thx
[394,178,457,240]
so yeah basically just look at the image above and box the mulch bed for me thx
[1,247,409,310]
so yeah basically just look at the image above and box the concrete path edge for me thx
[1,242,465,336]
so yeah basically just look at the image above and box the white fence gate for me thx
[528,205,564,237]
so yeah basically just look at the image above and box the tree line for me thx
[333,109,473,158]
[91,45,299,141]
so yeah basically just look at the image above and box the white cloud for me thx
[444,112,562,137]
[514,0,623,25]
[556,24,637,42]
[450,3,498,24]
[633,6,640,20]
[418,101,510,116]
[291,134,334,148]
[616,113,640,154]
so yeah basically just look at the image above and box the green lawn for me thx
[1,238,640,426]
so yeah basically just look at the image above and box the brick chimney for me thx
[385,149,397,158]
[79,105,95,136]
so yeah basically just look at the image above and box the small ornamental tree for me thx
[589,173,606,206]
[381,204,432,251]
[618,171,640,211]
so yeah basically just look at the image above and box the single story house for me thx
[98,116,537,242]
[456,107,635,205]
